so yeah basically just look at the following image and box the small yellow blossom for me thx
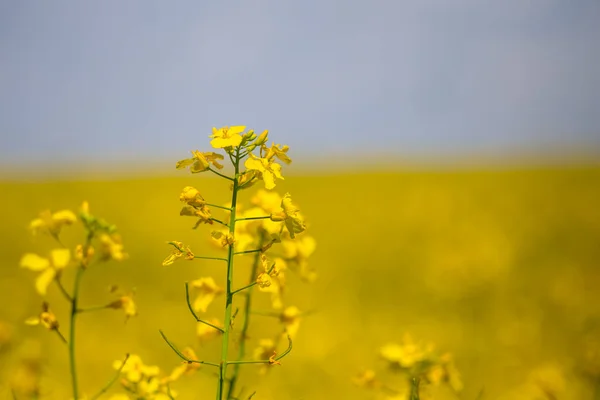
[259,258,287,309]
[114,354,160,383]
[190,277,224,312]
[262,143,292,165]
[211,231,235,248]
[75,244,95,267]
[179,186,206,207]
[236,170,260,190]
[280,306,302,338]
[281,234,316,281]
[244,154,284,190]
[270,193,306,238]
[253,338,277,374]
[107,293,138,320]
[353,369,380,389]
[255,130,269,146]
[29,209,77,237]
[20,249,71,295]
[180,205,212,228]
[209,126,245,148]
[25,302,59,331]
[176,150,225,172]
[167,347,201,382]
[98,233,127,262]
[162,241,195,266]
[251,190,283,214]
[197,319,223,342]
[380,334,434,369]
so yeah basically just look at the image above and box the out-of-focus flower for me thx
[253,339,277,374]
[179,186,206,207]
[20,249,71,295]
[167,347,202,382]
[251,190,283,214]
[353,369,380,389]
[210,126,245,148]
[270,193,306,238]
[0,321,13,353]
[162,241,195,266]
[98,233,127,262]
[29,209,77,237]
[281,234,317,281]
[197,319,223,342]
[25,302,59,331]
[10,357,42,398]
[380,334,434,369]
[107,293,138,320]
[75,244,95,267]
[280,306,302,338]
[114,354,160,383]
[176,150,225,172]
[190,277,223,312]
[258,257,287,309]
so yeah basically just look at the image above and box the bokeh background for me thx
[1,1,600,399]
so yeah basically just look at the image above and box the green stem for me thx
[90,353,130,400]
[185,282,225,333]
[210,218,229,227]
[209,167,234,181]
[235,216,270,222]
[217,146,241,400]
[69,266,84,399]
[231,282,257,296]
[206,203,232,211]
[227,234,264,399]
[77,305,109,313]
[160,330,220,368]
[194,256,229,262]
[234,249,262,256]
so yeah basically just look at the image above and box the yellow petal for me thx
[176,157,195,169]
[50,249,71,269]
[210,136,242,149]
[20,254,50,271]
[24,317,40,325]
[35,268,57,296]
[229,126,246,135]
[244,157,266,173]
[52,210,77,224]
[262,170,276,190]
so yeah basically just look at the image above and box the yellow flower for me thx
[75,244,95,267]
[281,235,316,281]
[20,249,71,295]
[380,334,434,369]
[167,347,201,382]
[262,143,292,165]
[270,193,306,238]
[107,293,138,320]
[253,338,277,374]
[190,277,223,312]
[280,306,301,338]
[353,369,380,389]
[25,302,59,331]
[180,205,212,228]
[114,354,160,383]
[236,170,260,190]
[251,189,282,214]
[255,130,269,146]
[211,231,235,248]
[197,318,223,342]
[258,258,287,309]
[162,241,195,266]
[29,209,77,237]
[244,154,284,190]
[176,150,225,172]
[179,186,207,207]
[209,126,245,148]
[98,233,127,261]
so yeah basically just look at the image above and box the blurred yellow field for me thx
[1,166,599,399]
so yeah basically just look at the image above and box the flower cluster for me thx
[355,334,462,400]
[162,126,316,399]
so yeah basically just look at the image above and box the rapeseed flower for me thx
[180,205,212,227]
[262,143,292,165]
[211,231,234,248]
[29,209,77,237]
[280,306,302,338]
[197,318,223,342]
[167,347,201,382]
[209,126,245,148]
[98,233,127,262]
[176,150,224,172]
[20,249,71,295]
[107,293,138,320]
[162,241,195,266]
[380,334,434,369]
[190,277,223,312]
[244,154,284,190]
[270,193,306,238]
[179,186,206,207]
[25,302,59,331]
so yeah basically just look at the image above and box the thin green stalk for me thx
[217,146,241,400]
[90,353,130,400]
[234,249,262,256]
[227,235,264,399]
[185,282,225,333]
[77,305,109,313]
[206,203,233,211]
[160,330,220,367]
[209,167,234,181]
[194,255,228,262]
[235,216,270,222]
[69,266,84,399]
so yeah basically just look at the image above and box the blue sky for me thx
[1,0,599,167]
